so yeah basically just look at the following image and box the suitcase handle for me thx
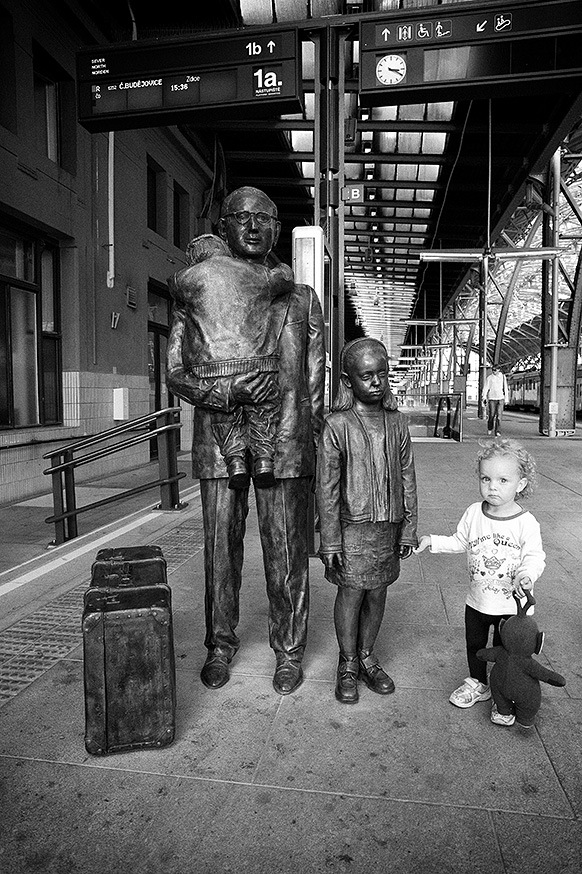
[103,562,134,586]
[93,558,167,588]
[83,587,172,613]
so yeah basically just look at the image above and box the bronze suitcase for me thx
[82,546,176,755]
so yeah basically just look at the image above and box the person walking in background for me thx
[483,363,509,436]
[414,438,545,725]
[316,338,418,705]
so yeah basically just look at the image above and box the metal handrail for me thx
[43,406,187,545]
[44,424,179,474]
[43,408,176,456]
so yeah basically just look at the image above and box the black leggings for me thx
[465,604,503,685]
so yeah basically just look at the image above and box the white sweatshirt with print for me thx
[429,501,545,615]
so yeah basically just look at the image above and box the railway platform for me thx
[0,405,581,874]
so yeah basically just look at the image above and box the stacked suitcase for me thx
[82,545,176,755]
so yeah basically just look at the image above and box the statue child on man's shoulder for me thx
[169,232,294,490]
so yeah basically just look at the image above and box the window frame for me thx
[147,155,167,237]
[34,68,60,163]
[172,179,190,250]
[32,42,76,174]
[0,5,16,132]
[0,224,62,429]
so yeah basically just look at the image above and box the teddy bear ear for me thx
[535,631,545,655]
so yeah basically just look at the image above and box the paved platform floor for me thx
[0,407,580,873]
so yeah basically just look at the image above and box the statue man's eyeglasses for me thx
[222,210,276,226]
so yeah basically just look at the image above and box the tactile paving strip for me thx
[0,510,206,704]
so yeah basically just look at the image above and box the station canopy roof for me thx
[90,0,582,374]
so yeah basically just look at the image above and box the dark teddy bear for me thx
[477,592,566,728]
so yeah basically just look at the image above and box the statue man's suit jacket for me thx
[167,273,326,480]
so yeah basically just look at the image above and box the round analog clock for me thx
[375,53,407,86]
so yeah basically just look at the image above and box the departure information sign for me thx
[360,0,582,102]
[77,29,301,131]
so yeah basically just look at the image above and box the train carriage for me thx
[506,368,582,414]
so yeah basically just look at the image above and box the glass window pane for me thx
[10,287,38,426]
[41,247,55,331]
[45,81,59,162]
[398,132,422,153]
[0,287,9,425]
[173,180,189,251]
[422,132,447,154]
[427,102,454,121]
[344,162,362,178]
[0,230,35,281]
[418,165,440,182]
[378,132,397,152]
[159,334,168,408]
[147,164,157,231]
[148,291,169,326]
[34,75,49,158]
[41,335,59,423]
[34,73,59,163]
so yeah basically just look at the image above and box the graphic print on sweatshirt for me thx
[468,529,521,600]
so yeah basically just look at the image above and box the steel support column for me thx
[540,148,578,436]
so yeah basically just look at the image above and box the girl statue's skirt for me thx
[324,520,401,590]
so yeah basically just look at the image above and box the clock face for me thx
[375,54,407,86]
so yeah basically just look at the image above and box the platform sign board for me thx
[360,0,582,103]
[342,184,365,203]
[77,28,301,131]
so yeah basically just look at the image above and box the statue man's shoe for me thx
[358,652,395,695]
[273,659,303,695]
[335,656,359,704]
[253,458,276,489]
[227,458,250,491]
[200,652,230,689]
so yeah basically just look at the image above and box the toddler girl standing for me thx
[414,438,545,725]
[316,338,418,704]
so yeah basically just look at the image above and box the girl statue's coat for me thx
[316,406,418,558]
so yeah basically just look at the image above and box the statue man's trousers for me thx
[199,476,311,663]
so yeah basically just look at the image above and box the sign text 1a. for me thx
[253,67,282,90]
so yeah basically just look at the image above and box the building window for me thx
[147,155,167,236]
[0,226,62,428]
[0,6,16,132]
[173,181,190,250]
[34,70,59,162]
[32,43,76,174]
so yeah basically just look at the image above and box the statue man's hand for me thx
[230,370,277,406]
[319,551,344,570]
[398,544,413,560]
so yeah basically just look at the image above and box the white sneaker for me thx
[449,678,491,708]
[490,703,515,725]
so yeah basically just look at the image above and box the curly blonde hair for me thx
[476,437,538,499]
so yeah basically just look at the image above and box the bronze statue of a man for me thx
[168,231,294,491]
[167,186,325,695]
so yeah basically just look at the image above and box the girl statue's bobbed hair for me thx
[332,337,398,412]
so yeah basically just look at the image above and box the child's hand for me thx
[514,576,532,598]
[398,544,413,560]
[413,535,431,554]
[319,551,344,570]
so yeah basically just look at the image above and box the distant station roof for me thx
[88,0,582,370]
